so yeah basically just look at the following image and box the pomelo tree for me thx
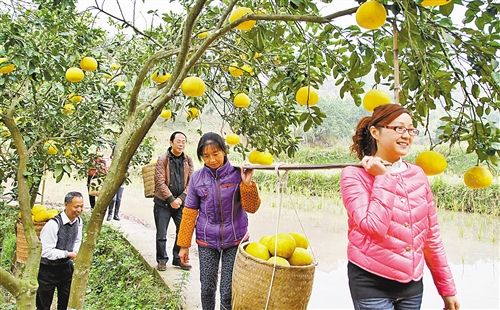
[0,1,153,308]
[0,0,497,308]
[67,0,497,307]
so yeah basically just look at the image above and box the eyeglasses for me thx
[380,126,419,136]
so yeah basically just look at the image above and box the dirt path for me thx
[42,175,499,309]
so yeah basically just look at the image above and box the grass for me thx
[0,207,185,310]
[254,170,498,215]
[85,223,184,310]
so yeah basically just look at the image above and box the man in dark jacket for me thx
[36,192,83,310]
[154,131,193,271]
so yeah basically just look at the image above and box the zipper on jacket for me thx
[216,175,224,248]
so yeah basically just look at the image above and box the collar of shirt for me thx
[388,158,406,173]
[168,147,184,158]
[60,211,78,225]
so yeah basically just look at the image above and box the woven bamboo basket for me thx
[16,220,47,263]
[142,162,156,198]
[232,242,315,309]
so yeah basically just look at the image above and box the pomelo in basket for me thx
[268,233,296,259]
[245,242,270,261]
[267,256,290,267]
[288,248,313,266]
[289,232,309,249]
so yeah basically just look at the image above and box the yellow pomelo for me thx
[245,242,270,261]
[225,133,240,145]
[463,166,494,189]
[268,233,296,259]
[80,56,98,72]
[68,94,83,104]
[259,235,272,249]
[64,149,72,157]
[234,93,251,108]
[295,86,319,106]
[228,63,244,77]
[32,204,47,215]
[356,0,387,30]
[62,103,76,116]
[241,64,254,76]
[115,81,126,88]
[0,58,15,74]
[46,209,59,219]
[160,109,172,119]
[257,152,273,165]
[415,150,447,176]
[362,89,392,112]
[152,71,172,84]
[248,150,262,164]
[103,73,112,80]
[187,107,200,119]
[110,63,120,70]
[288,248,314,266]
[267,256,290,267]
[34,210,51,222]
[289,232,309,249]
[229,7,256,31]
[65,67,84,83]
[44,140,58,155]
[197,31,209,39]
[421,0,451,7]
[254,52,262,59]
[181,76,206,97]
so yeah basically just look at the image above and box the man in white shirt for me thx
[36,192,83,310]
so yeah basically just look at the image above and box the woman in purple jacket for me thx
[177,132,261,310]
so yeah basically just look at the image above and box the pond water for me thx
[249,194,500,310]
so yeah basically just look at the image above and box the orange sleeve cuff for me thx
[240,181,261,214]
[177,208,198,248]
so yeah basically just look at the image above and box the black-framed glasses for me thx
[380,126,419,136]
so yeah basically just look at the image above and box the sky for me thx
[76,0,359,32]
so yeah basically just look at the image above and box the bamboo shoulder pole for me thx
[242,163,362,170]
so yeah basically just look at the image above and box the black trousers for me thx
[36,262,74,310]
[87,175,96,209]
[154,203,183,263]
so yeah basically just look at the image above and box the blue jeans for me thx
[353,293,423,310]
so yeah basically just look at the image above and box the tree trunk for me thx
[68,121,153,309]
[15,278,39,310]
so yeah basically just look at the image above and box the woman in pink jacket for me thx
[340,104,460,310]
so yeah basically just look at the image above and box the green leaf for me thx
[439,2,454,17]
[471,84,480,99]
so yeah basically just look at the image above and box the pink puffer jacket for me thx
[340,162,456,297]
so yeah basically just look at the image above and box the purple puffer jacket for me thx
[184,160,248,250]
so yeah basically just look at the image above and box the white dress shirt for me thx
[40,211,83,260]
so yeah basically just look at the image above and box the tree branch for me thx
[0,267,20,297]
[89,2,161,48]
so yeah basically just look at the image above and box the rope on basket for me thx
[264,164,319,309]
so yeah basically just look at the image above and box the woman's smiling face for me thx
[370,113,416,162]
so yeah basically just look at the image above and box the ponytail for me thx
[350,116,376,160]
